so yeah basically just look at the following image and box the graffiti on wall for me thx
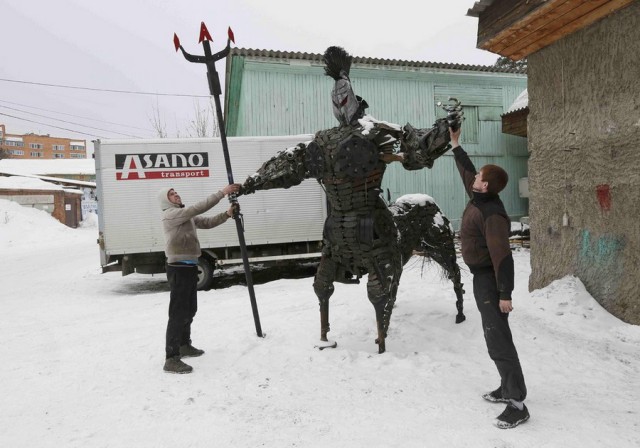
[596,184,611,211]
[578,229,624,298]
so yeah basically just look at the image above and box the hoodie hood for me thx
[157,187,175,211]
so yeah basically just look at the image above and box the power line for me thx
[0,98,153,132]
[0,104,142,138]
[0,77,210,98]
[0,112,110,139]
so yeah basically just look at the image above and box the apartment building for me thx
[0,124,87,159]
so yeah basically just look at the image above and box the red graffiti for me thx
[596,184,611,211]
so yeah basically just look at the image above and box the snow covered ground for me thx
[1,198,639,447]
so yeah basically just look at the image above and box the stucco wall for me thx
[527,3,640,324]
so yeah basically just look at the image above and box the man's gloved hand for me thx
[226,202,240,218]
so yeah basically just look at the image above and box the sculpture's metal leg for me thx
[313,255,338,349]
[374,304,386,354]
[366,245,402,354]
[320,299,330,342]
[452,270,466,324]
[420,236,466,324]
[367,273,394,354]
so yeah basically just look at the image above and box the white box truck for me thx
[95,135,326,289]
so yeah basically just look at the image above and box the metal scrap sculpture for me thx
[239,46,465,353]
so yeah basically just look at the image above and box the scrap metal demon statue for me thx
[238,46,465,353]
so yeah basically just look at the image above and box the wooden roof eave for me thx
[475,0,636,61]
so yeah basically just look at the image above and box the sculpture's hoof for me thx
[456,313,466,324]
[315,340,337,350]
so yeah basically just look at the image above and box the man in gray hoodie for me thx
[158,184,240,374]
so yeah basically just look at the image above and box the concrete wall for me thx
[527,3,640,324]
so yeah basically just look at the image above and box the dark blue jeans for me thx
[165,263,198,359]
[473,269,527,402]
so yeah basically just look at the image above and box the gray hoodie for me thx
[157,187,229,263]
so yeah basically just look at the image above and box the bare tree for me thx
[187,99,220,137]
[0,148,10,160]
[149,98,221,138]
[149,98,168,138]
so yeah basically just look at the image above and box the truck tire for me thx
[196,257,215,290]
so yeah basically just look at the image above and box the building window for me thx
[8,149,24,155]
[54,153,65,159]
[70,145,84,151]
[3,140,24,147]
[30,151,44,157]
[29,143,44,149]
[70,153,86,159]
[53,144,66,151]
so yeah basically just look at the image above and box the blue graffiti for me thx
[579,230,624,265]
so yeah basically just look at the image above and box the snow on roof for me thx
[505,88,529,114]
[0,175,63,191]
[0,158,95,175]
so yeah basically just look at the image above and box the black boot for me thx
[163,356,193,374]
[179,344,204,358]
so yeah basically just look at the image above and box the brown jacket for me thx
[158,189,229,264]
[453,146,514,300]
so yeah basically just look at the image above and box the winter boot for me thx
[180,344,205,358]
[482,387,510,403]
[494,403,530,429]
[163,356,193,374]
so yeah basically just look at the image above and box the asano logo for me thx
[115,152,210,180]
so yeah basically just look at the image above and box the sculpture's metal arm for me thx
[238,142,311,195]
[398,98,465,170]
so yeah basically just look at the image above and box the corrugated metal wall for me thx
[225,55,528,227]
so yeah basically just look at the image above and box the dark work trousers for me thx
[473,268,527,402]
[165,263,198,359]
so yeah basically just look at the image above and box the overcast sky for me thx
[1,0,496,150]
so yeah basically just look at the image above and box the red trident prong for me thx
[173,33,181,52]
[228,27,235,44]
[198,22,213,43]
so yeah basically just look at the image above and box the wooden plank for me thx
[477,0,548,48]
[510,0,636,59]
[500,0,617,57]
[482,0,580,54]
[493,0,608,54]
[501,108,529,136]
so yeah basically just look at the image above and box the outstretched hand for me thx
[226,202,239,218]
[221,183,241,196]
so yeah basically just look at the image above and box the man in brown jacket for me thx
[450,127,529,429]
[158,184,240,374]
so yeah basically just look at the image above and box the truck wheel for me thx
[196,257,215,290]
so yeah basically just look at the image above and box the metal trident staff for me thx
[174,22,263,338]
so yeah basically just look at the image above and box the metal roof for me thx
[230,47,527,74]
[502,88,529,116]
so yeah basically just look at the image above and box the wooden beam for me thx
[477,0,548,49]
[477,0,637,59]
[509,0,636,59]
[500,0,619,58]
[493,0,609,54]
[479,0,566,51]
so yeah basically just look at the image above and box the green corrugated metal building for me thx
[224,48,528,228]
